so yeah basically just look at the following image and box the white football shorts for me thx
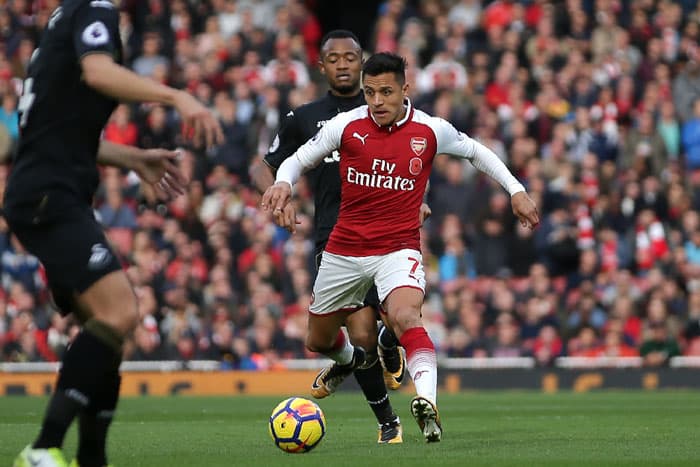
[309,248,426,315]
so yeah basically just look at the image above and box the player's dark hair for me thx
[320,30,362,51]
[362,52,407,85]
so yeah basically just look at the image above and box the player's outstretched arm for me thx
[81,54,223,149]
[97,141,188,200]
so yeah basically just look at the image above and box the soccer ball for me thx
[268,397,326,453]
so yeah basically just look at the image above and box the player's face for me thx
[363,72,409,127]
[319,38,362,95]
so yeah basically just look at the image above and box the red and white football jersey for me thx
[286,99,524,257]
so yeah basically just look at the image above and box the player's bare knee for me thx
[99,291,138,337]
[389,306,422,338]
[305,334,330,354]
[123,298,140,335]
[346,327,375,351]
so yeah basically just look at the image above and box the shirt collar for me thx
[369,98,413,131]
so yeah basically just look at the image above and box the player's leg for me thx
[307,311,366,398]
[345,307,402,444]
[375,249,441,442]
[306,310,359,361]
[366,284,405,390]
[10,213,135,466]
[47,287,123,467]
[307,251,370,398]
[377,320,406,390]
[383,287,441,442]
[72,270,137,467]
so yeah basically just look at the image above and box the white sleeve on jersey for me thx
[434,117,525,196]
[275,108,362,186]
[275,155,304,186]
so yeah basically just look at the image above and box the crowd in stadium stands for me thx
[2,0,700,370]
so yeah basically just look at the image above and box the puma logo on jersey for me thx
[88,243,111,269]
[352,132,369,145]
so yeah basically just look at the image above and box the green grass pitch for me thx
[1,391,699,466]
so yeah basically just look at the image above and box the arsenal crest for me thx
[409,157,423,175]
[410,137,427,156]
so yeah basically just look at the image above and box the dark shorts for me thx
[314,246,380,311]
[4,194,122,316]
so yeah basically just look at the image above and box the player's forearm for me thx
[97,140,141,170]
[251,160,276,194]
[81,54,178,106]
[469,141,525,195]
[275,156,304,186]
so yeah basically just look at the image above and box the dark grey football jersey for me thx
[264,91,365,249]
[5,0,122,210]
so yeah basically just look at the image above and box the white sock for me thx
[406,349,438,404]
[327,329,354,365]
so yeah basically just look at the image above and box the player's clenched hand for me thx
[134,149,189,200]
[174,91,224,149]
[419,203,432,225]
[274,204,299,233]
[261,182,293,217]
[511,191,539,230]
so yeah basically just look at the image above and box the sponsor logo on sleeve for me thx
[82,21,110,46]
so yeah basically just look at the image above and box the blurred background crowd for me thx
[1,0,700,370]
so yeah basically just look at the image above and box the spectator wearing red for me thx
[482,0,515,31]
[590,328,639,358]
[289,0,322,64]
[532,325,562,366]
[104,104,139,146]
[635,209,670,272]
[610,296,643,346]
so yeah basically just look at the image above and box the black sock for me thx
[33,391,85,449]
[34,321,122,450]
[378,325,399,349]
[77,374,121,467]
[353,354,396,424]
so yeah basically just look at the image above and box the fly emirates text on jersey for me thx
[346,158,416,191]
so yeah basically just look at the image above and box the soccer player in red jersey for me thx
[262,52,539,442]
[253,30,412,444]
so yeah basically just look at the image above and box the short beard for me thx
[332,83,359,95]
